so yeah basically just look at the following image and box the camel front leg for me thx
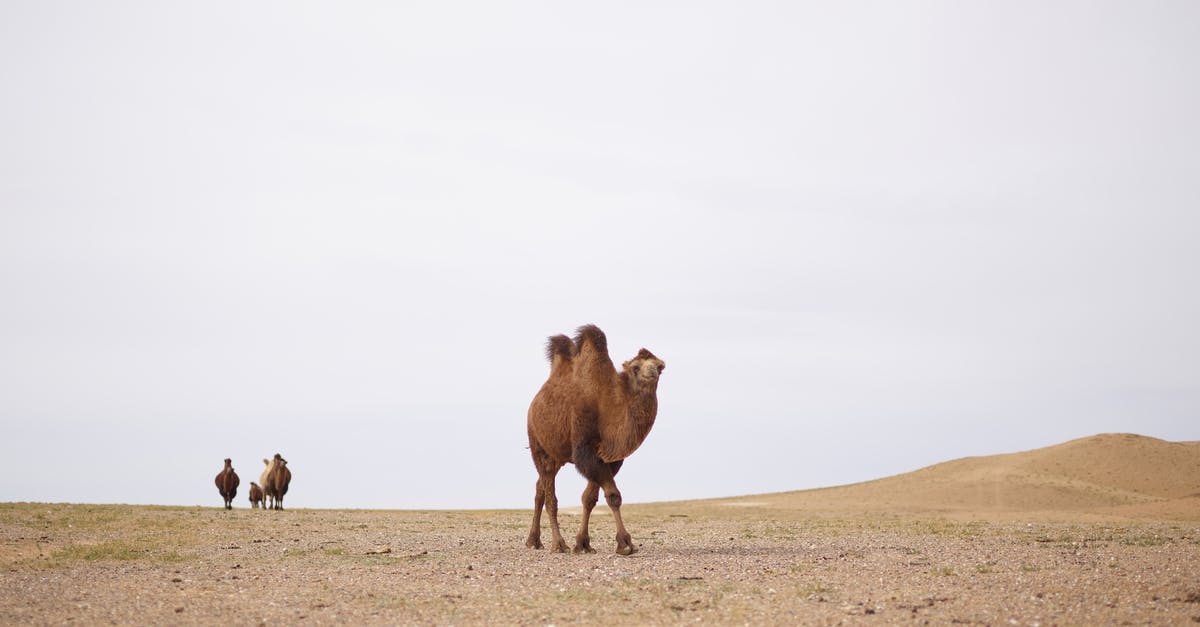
[573,481,600,553]
[601,480,635,555]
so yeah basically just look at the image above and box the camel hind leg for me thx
[541,471,569,552]
[525,477,544,549]
[527,443,568,552]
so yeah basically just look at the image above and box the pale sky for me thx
[2,2,1197,510]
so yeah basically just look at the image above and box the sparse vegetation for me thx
[1119,534,1170,547]
[798,580,834,596]
[2,430,1198,627]
[27,539,195,569]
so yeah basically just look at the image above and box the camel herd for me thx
[210,325,667,557]
[212,453,292,510]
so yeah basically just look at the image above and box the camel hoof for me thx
[525,536,543,550]
[573,538,595,554]
[551,539,569,553]
[615,531,635,555]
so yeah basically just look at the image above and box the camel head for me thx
[224,458,233,467]
[622,348,665,390]
[273,453,288,467]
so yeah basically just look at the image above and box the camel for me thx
[525,324,666,555]
[264,453,291,510]
[248,482,264,509]
[214,458,239,510]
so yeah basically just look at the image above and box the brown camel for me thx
[525,324,666,555]
[214,458,239,510]
[264,453,291,510]
[248,482,264,509]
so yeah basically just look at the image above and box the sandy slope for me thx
[711,433,1200,521]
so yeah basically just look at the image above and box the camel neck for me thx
[628,389,657,433]
[598,383,658,461]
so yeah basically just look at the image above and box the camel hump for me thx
[545,334,574,365]
[573,324,607,354]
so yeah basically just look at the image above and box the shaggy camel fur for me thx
[525,324,665,555]
[214,458,240,510]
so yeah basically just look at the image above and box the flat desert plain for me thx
[3,433,1199,625]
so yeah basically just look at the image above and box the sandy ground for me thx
[2,502,1199,625]
[4,434,1198,625]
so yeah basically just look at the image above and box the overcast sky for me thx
[2,2,1197,510]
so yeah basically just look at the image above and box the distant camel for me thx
[214,458,240,510]
[264,453,292,510]
[248,482,264,509]
[525,324,665,555]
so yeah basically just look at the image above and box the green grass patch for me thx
[31,540,197,569]
[55,540,143,561]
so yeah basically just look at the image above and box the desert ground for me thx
[3,433,1198,625]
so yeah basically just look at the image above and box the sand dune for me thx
[712,433,1200,521]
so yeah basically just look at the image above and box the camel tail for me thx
[573,324,607,354]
